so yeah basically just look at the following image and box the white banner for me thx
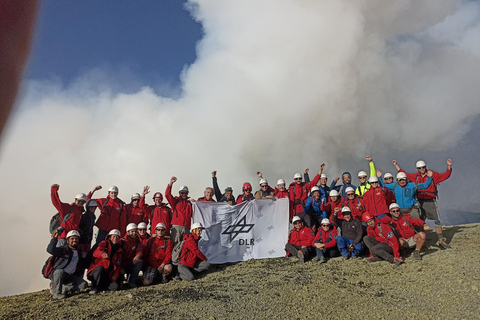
[193,198,290,264]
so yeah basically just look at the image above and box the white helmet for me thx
[311,186,320,193]
[190,222,205,232]
[292,216,302,223]
[321,218,330,225]
[416,160,427,169]
[86,199,97,207]
[108,229,121,237]
[329,190,340,197]
[276,179,286,186]
[341,206,351,213]
[368,176,379,183]
[345,187,355,194]
[126,223,138,232]
[155,223,166,230]
[137,222,147,229]
[66,230,80,239]
[75,193,87,202]
[320,173,327,179]
[293,173,302,180]
[396,172,407,181]
[259,179,268,186]
[358,171,367,178]
[384,172,394,179]
[108,186,119,193]
[131,193,141,200]
[389,203,400,210]
[179,186,189,193]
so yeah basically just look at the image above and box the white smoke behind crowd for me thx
[1,0,480,296]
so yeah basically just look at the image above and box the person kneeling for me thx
[121,223,144,288]
[178,222,210,281]
[285,216,315,263]
[143,223,173,285]
[312,219,339,263]
[47,230,88,299]
[87,229,124,294]
[363,213,403,266]
[334,207,364,259]
[389,203,429,260]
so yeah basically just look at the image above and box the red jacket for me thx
[138,233,151,246]
[289,174,320,214]
[362,187,393,217]
[121,235,143,266]
[391,214,424,239]
[401,168,452,200]
[321,198,344,221]
[274,189,293,220]
[288,226,315,247]
[88,193,127,235]
[125,204,148,226]
[198,197,215,202]
[87,239,123,281]
[313,226,338,249]
[144,236,173,268]
[139,197,173,235]
[236,193,254,204]
[165,184,193,229]
[179,232,208,268]
[341,196,365,221]
[51,185,83,239]
[367,222,400,258]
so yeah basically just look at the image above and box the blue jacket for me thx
[304,194,327,219]
[330,173,356,199]
[384,177,433,209]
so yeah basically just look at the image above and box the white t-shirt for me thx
[63,250,79,275]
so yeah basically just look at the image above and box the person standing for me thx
[165,177,194,245]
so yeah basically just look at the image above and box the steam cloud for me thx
[1,0,480,296]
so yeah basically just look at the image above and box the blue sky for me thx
[26,0,202,95]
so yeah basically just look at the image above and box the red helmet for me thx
[362,212,375,223]
[153,192,163,199]
[243,182,252,191]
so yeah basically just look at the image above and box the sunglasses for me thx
[346,193,354,196]
[417,166,426,170]
[322,224,329,227]
[261,185,268,188]
[293,221,302,224]
[294,178,302,181]
[390,209,400,213]
[138,228,147,231]
[180,192,188,195]
[156,228,165,231]
[371,182,379,184]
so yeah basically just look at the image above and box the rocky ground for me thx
[1,223,479,320]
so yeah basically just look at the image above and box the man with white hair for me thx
[393,158,453,249]
[88,185,127,244]
[165,176,194,246]
[47,229,88,299]
[273,179,292,220]
[178,222,210,281]
[198,187,216,202]
[51,184,86,247]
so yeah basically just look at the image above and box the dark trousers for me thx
[363,236,394,263]
[124,260,143,285]
[87,266,119,290]
[295,212,313,228]
[285,243,313,259]
[315,247,339,258]
[50,269,87,294]
[178,261,210,281]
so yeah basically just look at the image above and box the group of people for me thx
[46,156,453,299]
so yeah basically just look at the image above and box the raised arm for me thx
[165,177,177,209]
[212,171,223,202]
[50,184,72,216]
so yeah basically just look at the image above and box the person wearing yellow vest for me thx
[355,155,379,198]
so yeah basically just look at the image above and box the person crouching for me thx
[143,223,173,285]
[178,222,210,281]
[285,216,315,263]
[312,219,339,263]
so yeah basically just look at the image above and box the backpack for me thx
[171,240,187,266]
[41,247,68,278]
[49,207,73,234]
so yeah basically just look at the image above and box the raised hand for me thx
[447,158,453,166]
[212,171,217,177]
[170,177,177,185]
[376,169,382,178]
[143,185,150,196]
[304,168,309,174]
[365,155,372,162]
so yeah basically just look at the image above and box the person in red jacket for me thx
[362,177,394,224]
[50,184,86,247]
[198,187,216,202]
[140,186,173,236]
[285,216,315,263]
[137,222,151,246]
[178,222,210,281]
[341,187,365,220]
[312,219,339,263]
[143,223,174,285]
[393,158,453,249]
[165,177,194,246]
[236,182,254,204]
[362,212,403,266]
[87,229,124,294]
[126,193,148,226]
[289,164,324,222]
[320,189,344,225]
[274,179,293,219]
[389,203,429,260]
[121,223,144,288]
[88,185,127,245]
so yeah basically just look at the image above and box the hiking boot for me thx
[367,256,381,263]
[342,255,349,260]
[108,282,119,291]
[311,256,320,262]
[125,282,137,289]
[412,250,422,260]
[49,283,53,294]
[394,259,404,267]
[53,293,65,300]
[439,239,451,249]
[89,288,97,295]
[161,275,169,284]
[297,251,305,263]
[318,256,327,264]
[350,255,359,259]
